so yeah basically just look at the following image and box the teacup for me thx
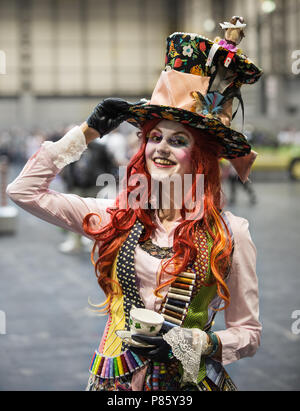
[129,307,164,336]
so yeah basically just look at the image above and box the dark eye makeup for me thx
[147,131,191,147]
[147,132,162,142]
[168,135,190,147]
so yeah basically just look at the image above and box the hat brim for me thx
[127,104,251,159]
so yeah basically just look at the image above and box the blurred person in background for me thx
[59,126,117,253]
[7,19,263,391]
[0,131,12,160]
[222,161,257,206]
[25,130,46,160]
[100,125,130,168]
[222,124,257,206]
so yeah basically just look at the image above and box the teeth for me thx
[154,158,175,165]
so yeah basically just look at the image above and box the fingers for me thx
[129,98,148,107]
[131,342,171,362]
[130,346,154,357]
[131,346,160,359]
[102,98,129,114]
[160,322,174,333]
[131,334,163,345]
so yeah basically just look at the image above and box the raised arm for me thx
[6,98,145,237]
[6,126,113,237]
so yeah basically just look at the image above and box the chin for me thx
[150,172,173,182]
[148,165,180,181]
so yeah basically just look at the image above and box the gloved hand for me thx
[86,97,146,137]
[130,334,173,362]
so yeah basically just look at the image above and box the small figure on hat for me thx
[218,16,247,52]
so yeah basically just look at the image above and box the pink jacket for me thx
[6,129,261,366]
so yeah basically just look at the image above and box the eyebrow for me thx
[149,127,162,134]
[150,127,192,139]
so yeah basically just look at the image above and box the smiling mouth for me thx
[153,157,176,166]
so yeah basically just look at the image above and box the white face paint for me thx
[145,120,194,181]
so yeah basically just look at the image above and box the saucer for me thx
[115,330,155,348]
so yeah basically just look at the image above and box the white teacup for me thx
[129,307,164,336]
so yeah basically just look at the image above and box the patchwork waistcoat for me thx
[89,216,233,384]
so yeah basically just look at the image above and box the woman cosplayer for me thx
[7,25,263,391]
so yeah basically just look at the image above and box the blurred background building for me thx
[0,0,299,132]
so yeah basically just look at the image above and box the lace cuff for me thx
[42,126,87,169]
[163,327,209,384]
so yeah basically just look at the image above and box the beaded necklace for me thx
[139,238,174,259]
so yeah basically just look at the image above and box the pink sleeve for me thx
[214,213,262,365]
[6,145,114,238]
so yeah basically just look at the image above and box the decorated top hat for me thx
[127,23,263,182]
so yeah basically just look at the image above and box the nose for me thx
[156,138,170,157]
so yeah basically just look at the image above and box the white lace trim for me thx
[163,327,209,384]
[42,126,87,169]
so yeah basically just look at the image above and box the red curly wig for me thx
[83,120,233,313]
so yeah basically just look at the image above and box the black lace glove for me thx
[130,334,173,362]
[86,97,146,137]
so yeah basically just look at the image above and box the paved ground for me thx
[0,167,300,391]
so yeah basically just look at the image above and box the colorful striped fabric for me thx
[89,349,147,379]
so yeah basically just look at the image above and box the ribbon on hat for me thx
[229,150,257,183]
